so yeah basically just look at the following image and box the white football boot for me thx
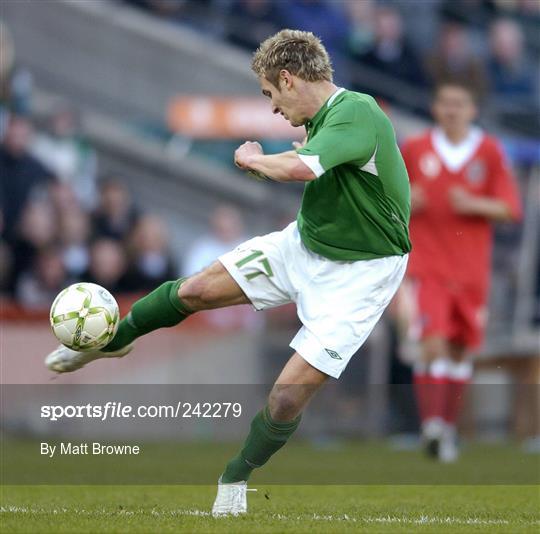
[212,476,255,517]
[45,343,133,373]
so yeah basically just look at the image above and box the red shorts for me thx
[410,277,488,349]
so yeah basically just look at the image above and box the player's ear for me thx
[279,70,293,91]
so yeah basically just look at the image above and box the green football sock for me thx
[221,406,301,483]
[102,278,192,352]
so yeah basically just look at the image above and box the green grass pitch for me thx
[2,485,539,533]
[1,441,539,533]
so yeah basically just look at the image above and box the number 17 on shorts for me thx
[219,230,295,311]
[235,250,274,281]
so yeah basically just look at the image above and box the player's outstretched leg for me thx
[212,353,327,516]
[45,277,192,373]
[46,262,249,373]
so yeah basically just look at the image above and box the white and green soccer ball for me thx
[50,283,120,351]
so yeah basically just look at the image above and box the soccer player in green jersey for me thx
[45,30,411,516]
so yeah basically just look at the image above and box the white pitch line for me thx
[1,507,539,526]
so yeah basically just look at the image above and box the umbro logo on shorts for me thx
[325,349,342,360]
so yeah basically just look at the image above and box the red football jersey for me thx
[402,127,521,294]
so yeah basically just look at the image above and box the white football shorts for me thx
[219,222,408,378]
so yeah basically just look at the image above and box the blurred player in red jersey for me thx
[401,80,521,462]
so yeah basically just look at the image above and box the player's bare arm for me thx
[410,184,427,213]
[409,184,512,220]
[449,186,514,221]
[234,141,315,182]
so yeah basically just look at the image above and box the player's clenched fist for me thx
[234,141,263,169]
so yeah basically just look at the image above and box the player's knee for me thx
[178,277,204,309]
[268,387,302,421]
[178,275,219,310]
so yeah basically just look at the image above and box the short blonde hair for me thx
[251,29,333,88]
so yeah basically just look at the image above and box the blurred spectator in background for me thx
[10,200,57,289]
[492,0,540,16]
[488,18,537,104]
[346,0,376,57]
[122,0,183,17]
[507,0,540,50]
[15,246,66,309]
[0,209,14,294]
[84,238,129,293]
[0,21,32,136]
[225,0,283,51]
[0,115,55,241]
[48,181,80,215]
[425,23,489,101]
[31,105,98,209]
[351,5,425,87]
[92,178,139,241]
[124,214,176,291]
[182,204,245,276]
[439,0,496,27]
[123,0,225,35]
[58,209,91,281]
[0,239,13,293]
[281,0,350,84]
[182,203,257,331]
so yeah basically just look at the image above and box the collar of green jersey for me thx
[307,87,346,128]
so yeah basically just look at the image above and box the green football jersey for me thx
[296,89,411,261]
